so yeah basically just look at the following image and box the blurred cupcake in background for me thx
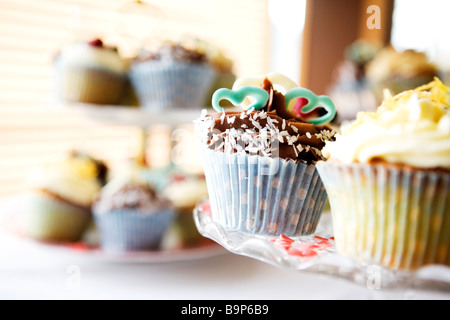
[344,39,382,81]
[92,180,175,253]
[366,46,438,104]
[53,38,129,105]
[317,79,450,271]
[24,151,108,243]
[181,38,237,108]
[328,39,382,123]
[106,154,208,250]
[161,173,208,249]
[111,158,182,193]
[129,40,216,110]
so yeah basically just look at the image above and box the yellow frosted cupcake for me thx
[316,78,450,271]
[24,152,107,242]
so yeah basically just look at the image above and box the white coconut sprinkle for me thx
[193,111,335,162]
[227,116,236,124]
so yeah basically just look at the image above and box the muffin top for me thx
[26,151,107,208]
[133,41,209,64]
[366,47,437,82]
[177,37,234,73]
[93,181,172,215]
[323,78,450,170]
[54,38,129,74]
[195,73,337,164]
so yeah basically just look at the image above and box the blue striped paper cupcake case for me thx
[129,61,216,110]
[93,208,175,253]
[201,148,328,237]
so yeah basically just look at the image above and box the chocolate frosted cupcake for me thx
[92,181,175,252]
[129,41,216,110]
[195,73,337,236]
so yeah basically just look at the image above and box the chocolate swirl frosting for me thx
[195,78,336,164]
[135,43,208,64]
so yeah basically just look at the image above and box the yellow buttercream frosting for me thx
[26,155,103,207]
[324,78,450,169]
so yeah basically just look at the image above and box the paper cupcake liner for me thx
[316,162,450,271]
[201,148,328,237]
[24,192,92,242]
[129,61,216,110]
[93,208,175,252]
[53,62,128,105]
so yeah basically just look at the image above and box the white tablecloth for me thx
[1,197,449,300]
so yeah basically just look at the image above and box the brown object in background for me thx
[300,0,394,94]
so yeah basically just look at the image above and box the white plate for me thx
[1,225,227,265]
[0,202,227,265]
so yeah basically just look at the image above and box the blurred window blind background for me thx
[0,0,271,196]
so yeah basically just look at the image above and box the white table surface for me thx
[1,197,449,300]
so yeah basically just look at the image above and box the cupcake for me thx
[92,180,175,253]
[182,39,236,107]
[161,173,209,248]
[317,78,450,271]
[328,39,382,122]
[129,41,216,110]
[24,152,107,242]
[366,46,438,104]
[53,38,129,105]
[194,73,337,237]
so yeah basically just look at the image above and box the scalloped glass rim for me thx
[193,199,450,292]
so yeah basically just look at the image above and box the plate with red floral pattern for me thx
[194,199,450,292]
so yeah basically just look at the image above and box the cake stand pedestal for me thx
[194,199,450,295]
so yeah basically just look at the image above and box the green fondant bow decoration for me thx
[211,83,336,125]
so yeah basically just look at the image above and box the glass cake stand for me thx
[193,199,450,295]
